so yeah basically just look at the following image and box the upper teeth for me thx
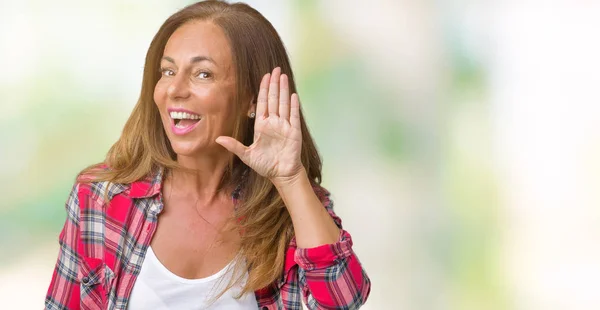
[170,111,201,120]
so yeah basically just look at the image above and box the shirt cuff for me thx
[294,229,354,271]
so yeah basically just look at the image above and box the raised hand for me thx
[216,67,304,184]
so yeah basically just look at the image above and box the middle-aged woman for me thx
[45,1,371,309]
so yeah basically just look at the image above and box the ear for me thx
[247,98,256,117]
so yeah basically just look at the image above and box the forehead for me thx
[163,20,232,66]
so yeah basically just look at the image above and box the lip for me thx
[167,107,202,136]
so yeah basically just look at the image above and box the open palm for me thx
[216,67,303,181]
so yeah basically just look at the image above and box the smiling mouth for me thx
[170,111,202,128]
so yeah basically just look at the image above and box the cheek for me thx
[153,81,168,107]
[196,88,233,114]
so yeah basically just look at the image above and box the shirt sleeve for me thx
[45,183,83,310]
[295,187,371,309]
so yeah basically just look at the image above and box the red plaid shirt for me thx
[45,168,371,309]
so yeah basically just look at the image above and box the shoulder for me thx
[64,181,128,222]
[73,163,162,206]
[67,165,131,213]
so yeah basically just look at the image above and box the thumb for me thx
[215,136,248,159]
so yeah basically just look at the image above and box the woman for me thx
[45,1,370,309]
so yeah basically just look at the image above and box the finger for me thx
[255,73,270,119]
[215,137,248,161]
[279,74,290,121]
[268,67,281,116]
[290,93,301,129]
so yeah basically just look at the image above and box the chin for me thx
[169,139,215,157]
[171,143,202,157]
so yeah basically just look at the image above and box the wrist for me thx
[271,167,308,191]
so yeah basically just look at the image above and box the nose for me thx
[166,74,191,100]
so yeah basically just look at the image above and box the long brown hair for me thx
[81,0,323,293]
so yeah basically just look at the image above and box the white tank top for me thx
[127,247,259,309]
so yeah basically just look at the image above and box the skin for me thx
[151,20,339,281]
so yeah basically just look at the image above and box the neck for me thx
[169,150,233,204]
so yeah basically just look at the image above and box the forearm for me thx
[272,168,340,248]
[273,172,372,307]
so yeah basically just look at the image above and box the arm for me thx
[216,68,371,307]
[273,168,339,248]
[274,172,371,309]
[45,184,82,310]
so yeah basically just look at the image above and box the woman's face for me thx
[154,20,240,157]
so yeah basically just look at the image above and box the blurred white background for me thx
[0,0,599,309]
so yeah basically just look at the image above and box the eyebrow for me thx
[162,56,217,65]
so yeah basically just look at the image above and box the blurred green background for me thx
[1,1,599,309]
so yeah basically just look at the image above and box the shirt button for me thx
[81,276,90,284]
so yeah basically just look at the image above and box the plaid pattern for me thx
[45,168,371,309]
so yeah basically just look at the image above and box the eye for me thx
[196,71,212,79]
[160,68,175,77]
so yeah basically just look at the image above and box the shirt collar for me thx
[127,167,164,199]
